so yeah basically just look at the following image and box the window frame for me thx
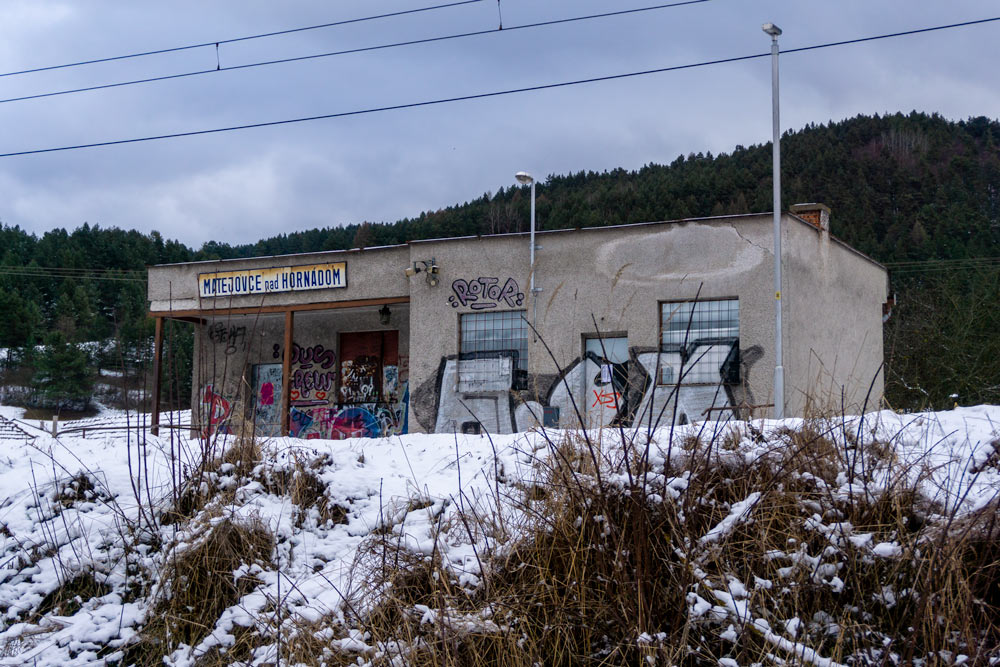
[457,310,529,391]
[657,297,740,386]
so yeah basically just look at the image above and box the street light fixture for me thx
[515,171,538,340]
[763,21,784,419]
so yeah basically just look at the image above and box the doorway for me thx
[582,336,629,428]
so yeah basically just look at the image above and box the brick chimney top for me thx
[790,203,831,231]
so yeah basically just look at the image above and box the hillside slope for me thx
[2,112,999,410]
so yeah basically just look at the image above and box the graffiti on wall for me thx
[271,342,337,370]
[208,323,247,355]
[252,363,283,437]
[271,343,337,404]
[340,356,379,403]
[416,341,761,435]
[290,400,407,440]
[257,335,409,440]
[200,384,233,437]
[448,277,525,310]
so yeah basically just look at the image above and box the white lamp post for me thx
[515,171,538,339]
[762,22,784,419]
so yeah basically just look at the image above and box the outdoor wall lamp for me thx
[404,258,439,286]
[379,304,391,325]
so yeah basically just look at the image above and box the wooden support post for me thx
[151,316,164,436]
[280,310,294,436]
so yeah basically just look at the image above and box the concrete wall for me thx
[405,235,530,433]
[148,213,887,437]
[407,217,783,433]
[782,218,887,416]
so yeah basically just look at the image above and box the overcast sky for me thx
[0,0,996,248]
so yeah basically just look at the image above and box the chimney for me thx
[790,203,831,232]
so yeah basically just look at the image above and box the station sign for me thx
[198,262,347,298]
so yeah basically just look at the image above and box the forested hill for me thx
[1,111,998,409]
[209,111,1000,263]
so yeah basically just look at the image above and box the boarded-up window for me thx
[458,311,527,391]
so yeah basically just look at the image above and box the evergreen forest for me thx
[1,111,998,412]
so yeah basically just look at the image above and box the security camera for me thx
[404,266,418,277]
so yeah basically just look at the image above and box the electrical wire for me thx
[2,257,998,284]
[0,267,145,282]
[884,257,1000,267]
[883,256,1000,275]
[0,1,712,106]
[0,0,485,79]
[1,15,996,159]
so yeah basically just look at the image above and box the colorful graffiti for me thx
[254,335,409,440]
[288,395,408,440]
[200,384,233,437]
[252,363,283,437]
[448,277,525,310]
[291,402,403,440]
[271,343,337,403]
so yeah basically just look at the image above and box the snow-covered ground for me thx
[0,403,997,665]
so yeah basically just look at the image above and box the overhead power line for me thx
[0,1,712,106]
[884,256,1000,275]
[1,15,996,159]
[0,0,485,79]
[0,266,145,282]
[884,256,1000,267]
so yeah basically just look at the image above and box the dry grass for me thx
[256,450,350,529]
[127,515,275,664]
[314,423,1000,666]
[160,434,261,526]
[34,571,110,620]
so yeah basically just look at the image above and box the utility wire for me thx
[884,256,1000,267]
[0,267,144,275]
[0,1,712,106]
[0,268,145,282]
[0,0,485,79]
[0,264,144,273]
[884,256,1000,274]
[3,257,998,282]
[1,15,997,159]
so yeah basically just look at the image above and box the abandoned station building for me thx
[146,204,888,439]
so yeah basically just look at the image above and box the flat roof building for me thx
[147,205,888,438]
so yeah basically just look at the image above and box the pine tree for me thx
[32,331,95,411]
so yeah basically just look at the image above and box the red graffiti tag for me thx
[200,385,232,438]
[591,389,620,409]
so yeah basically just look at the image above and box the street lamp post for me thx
[763,22,784,419]
[515,171,539,340]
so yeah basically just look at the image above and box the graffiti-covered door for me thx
[335,331,408,439]
[583,337,629,428]
[251,363,283,437]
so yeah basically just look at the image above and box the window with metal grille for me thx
[660,299,740,384]
[458,311,528,391]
